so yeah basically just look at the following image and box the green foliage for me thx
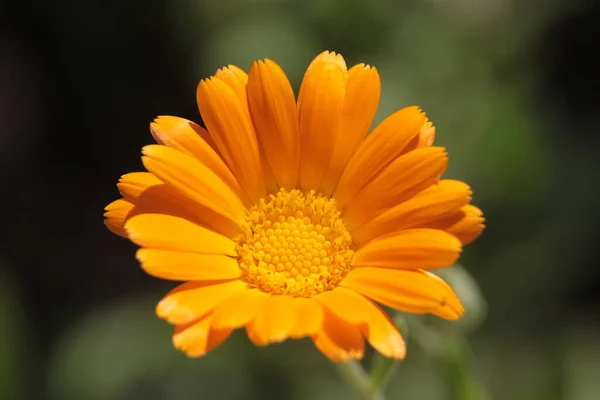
[0,269,28,400]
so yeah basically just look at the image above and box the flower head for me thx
[104,51,485,362]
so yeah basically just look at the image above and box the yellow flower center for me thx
[236,188,354,297]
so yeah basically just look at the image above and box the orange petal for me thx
[213,66,277,193]
[340,267,464,320]
[334,106,426,209]
[172,313,233,358]
[135,249,241,281]
[117,172,240,238]
[214,65,249,110]
[289,297,324,339]
[311,308,365,362]
[211,289,268,329]
[246,295,295,345]
[424,271,467,320]
[118,176,199,224]
[151,115,219,153]
[247,59,300,188]
[343,147,448,228]
[319,64,381,195]
[104,199,134,237]
[353,180,471,246]
[418,117,436,148]
[316,288,406,359]
[215,65,277,194]
[142,145,245,227]
[309,50,348,72]
[133,186,239,238]
[125,214,236,255]
[150,116,248,204]
[351,229,461,270]
[109,173,214,237]
[445,205,485,245]
[298,51,347,191]
[156,280,247,325]
[197,76,267,203]
[416,204,485,246]
[117,172,162,202]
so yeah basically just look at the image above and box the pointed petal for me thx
[316,288,406,359]
[417,117,436,148]
[309,50,348,72]
[104,199,134,237]
[117,172,162,201]
[212,66,279,194]
[334,106,427,209]
[214,65,249,110]
[110,172,222,237]
[340,267,464,320]
[247,59,300,188]
[298,51,347,190]
[343,147,448,228]
[289,297,324,338]
[173,313,233,358]
[423,271,467,319]
[142,145,245,227]
[311,308,365,362]
[319,64,381,195]
[118,174,200,225]
[211,289,268,329]
[246,295,296,345]
[351,229,461,270]
[151,114,219,154]
[415,204,485,246]
[117,171,241,238]
[124,214,236,255]
[135,249,241,281]
[354,180,471,246]
[197,76,267,203]
[156,280,247,325]
[444,205,485,245]
[150,116,247,204]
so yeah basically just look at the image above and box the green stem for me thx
[441,336,487,400]
[405,316,487,400]
[369,312,408,391]
[332,360,386,400]
[369,355,399,390]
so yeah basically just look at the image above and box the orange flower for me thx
[104,51,484,362]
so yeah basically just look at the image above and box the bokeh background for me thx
[1,0,599,399]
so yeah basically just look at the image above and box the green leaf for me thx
[0,267,29,400]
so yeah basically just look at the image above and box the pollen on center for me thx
[235,188,354,297]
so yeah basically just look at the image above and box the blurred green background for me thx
[1,0,599,399]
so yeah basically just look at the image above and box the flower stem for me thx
[333,360,386,400]
[369,355,400,390]
[441,335,488,400]
[405,315,487,400]
[369,312,409,390]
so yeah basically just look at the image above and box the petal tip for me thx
[141,144,162,157]
[156,297,184,323]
